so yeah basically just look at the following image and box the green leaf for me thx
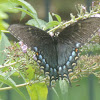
[14,7,40,27]
[14,7,36,19]
[14,0,37,15]
[20,6,27,21]
[0,68,17,87]
[45,21,60,30]
[0,0,8,3]
[0,75,27,100]
[52,13,61,22]
[0,1,18,13]
[48,80,69,100]
[26,65,35,81]
[26,19,47,29]
[0,11,8,19]
[0,20,9,30]
[0,32,10,64]
[27,83,48,100]
[59,80,68,95]
[11,0,43,27]
[49,12,53,22]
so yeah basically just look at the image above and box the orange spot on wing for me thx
[36,53,39,56]
[75,48,78,52]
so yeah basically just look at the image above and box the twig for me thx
[0,79,46,91]
[0,83,28,91]
[47,10,100,33]
[0,60,22,69]
[1,30,10,33]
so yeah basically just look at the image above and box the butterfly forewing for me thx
[58,17,100,44]
[8,24,58,68]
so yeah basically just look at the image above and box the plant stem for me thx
[0,79,46,91]
[47,10,100,33]
[0,60,22,69]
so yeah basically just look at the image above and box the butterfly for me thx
[8,17,100,85]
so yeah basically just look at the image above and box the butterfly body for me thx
[8,17,100,85]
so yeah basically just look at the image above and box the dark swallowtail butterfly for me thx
[8,17,100,85]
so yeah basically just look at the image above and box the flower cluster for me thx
[92,1,100,7]
[19,41,28,53]
[4,42,47,81]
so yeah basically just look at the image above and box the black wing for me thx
[8,24,58,68]
[8,17,100,84]
[58,17,100,66]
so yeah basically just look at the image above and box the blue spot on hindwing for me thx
[33,47,38,52]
